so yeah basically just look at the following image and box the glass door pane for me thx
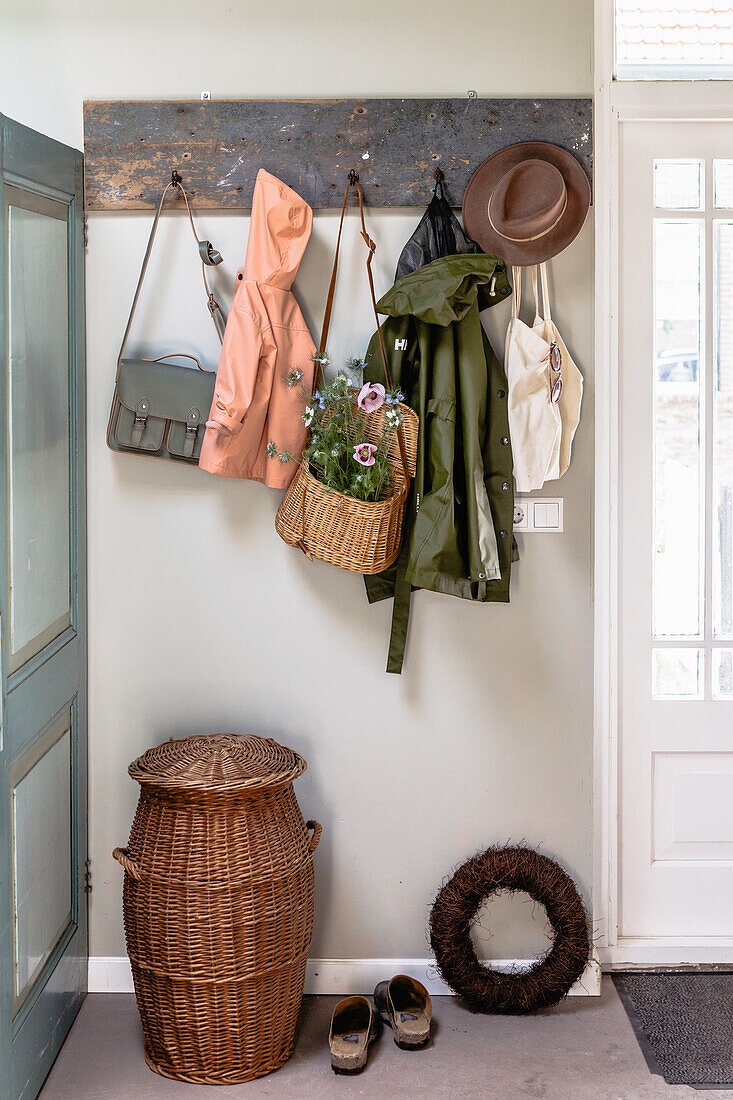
[714,220,733,637]
[5,187,71,671]
[653,219,703,638]
[10,714,72,1013]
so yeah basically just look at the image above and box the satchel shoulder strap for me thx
[116,174,227,377]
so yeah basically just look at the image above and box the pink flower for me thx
[357,382,386,413]
[353,442,377,467]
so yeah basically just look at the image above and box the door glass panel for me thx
[654,160,704,211]
[11,715,72,1011]
[653,220,703,638]
[713,649,733,697]
[653,648,703,698]
[714,221,733,637]
[714,161,733,209]
[6,188,71,672]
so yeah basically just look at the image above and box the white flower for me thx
[385,408,403,429]
[302,406,315,427]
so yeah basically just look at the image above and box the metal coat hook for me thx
[348,169,359,185]
[171,169,182,188]
[433,167,444,183]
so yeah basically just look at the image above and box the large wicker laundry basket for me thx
[113,733,321,1085]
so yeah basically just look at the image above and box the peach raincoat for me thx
[199,170,316,487]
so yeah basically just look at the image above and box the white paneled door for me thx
[619,119,733,957]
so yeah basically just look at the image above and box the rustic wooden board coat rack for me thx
[83,98,592,211]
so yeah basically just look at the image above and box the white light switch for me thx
[533,500,561,529]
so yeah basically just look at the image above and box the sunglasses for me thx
[546,341,563,404]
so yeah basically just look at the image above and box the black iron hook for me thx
[171,169,183,188]
[433,167,444,182]
[348,169,359,185]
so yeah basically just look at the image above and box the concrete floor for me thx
[39,978,733,1100]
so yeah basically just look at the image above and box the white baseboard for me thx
[599,940,733,969]
[88,951,601,997]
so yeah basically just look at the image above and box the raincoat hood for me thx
[376,253,510,326]
[243,169,313,290]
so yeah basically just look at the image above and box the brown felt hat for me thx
[462,142,591,266]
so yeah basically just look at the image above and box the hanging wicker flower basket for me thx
[275,400,418,573]
[275,171,418,575]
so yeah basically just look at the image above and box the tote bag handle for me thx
[530,262,553,324]
[510,266,523,319]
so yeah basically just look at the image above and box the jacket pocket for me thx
[426,396,456,423]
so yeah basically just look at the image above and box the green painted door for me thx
[0,115,87,1100]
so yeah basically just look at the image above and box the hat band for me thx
[488,191,568,244]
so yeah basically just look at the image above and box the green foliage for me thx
[268,358,405,503]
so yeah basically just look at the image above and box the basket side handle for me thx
[306,820,322,853]
[113,846,143,880]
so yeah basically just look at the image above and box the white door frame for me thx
[593,0,733,968]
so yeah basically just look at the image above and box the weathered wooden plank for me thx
[83,98,592,210]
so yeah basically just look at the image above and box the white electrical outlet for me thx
[514,497,563,532]
[513,501,529,530]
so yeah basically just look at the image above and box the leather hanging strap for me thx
[313,172,409,490]
[115,176,227,380]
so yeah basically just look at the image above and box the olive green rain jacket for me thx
[363,253,517,673]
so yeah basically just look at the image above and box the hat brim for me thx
[462,142,591,266]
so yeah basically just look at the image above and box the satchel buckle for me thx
[131,398,150,446]
[183,406,201,458]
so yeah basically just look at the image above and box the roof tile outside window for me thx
[616,3,733,77]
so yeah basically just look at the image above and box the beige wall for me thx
[0,0,594,961]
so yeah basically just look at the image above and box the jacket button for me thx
[497,389,506,399]
[499,530,508,539]
[500,436,509,446]
[478,572,486,580]
[502,481,510,491]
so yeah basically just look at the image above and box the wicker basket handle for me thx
[113,846,143,880]
[306,820,322,853]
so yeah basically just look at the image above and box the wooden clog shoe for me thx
[374,974,432,1048]
[329,995,382,1074]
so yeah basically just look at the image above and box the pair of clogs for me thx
[329,975,432,1074]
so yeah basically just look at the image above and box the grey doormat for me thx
[613,972,733,1089]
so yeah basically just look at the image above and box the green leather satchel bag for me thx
[107,173,227,465]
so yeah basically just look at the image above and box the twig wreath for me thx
[429,845,589,1014]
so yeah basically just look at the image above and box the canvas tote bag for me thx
[505,266,562,491]
[530,262,583,479]
[505,265,582,491]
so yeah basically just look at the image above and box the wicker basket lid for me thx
[128,734,307,792]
